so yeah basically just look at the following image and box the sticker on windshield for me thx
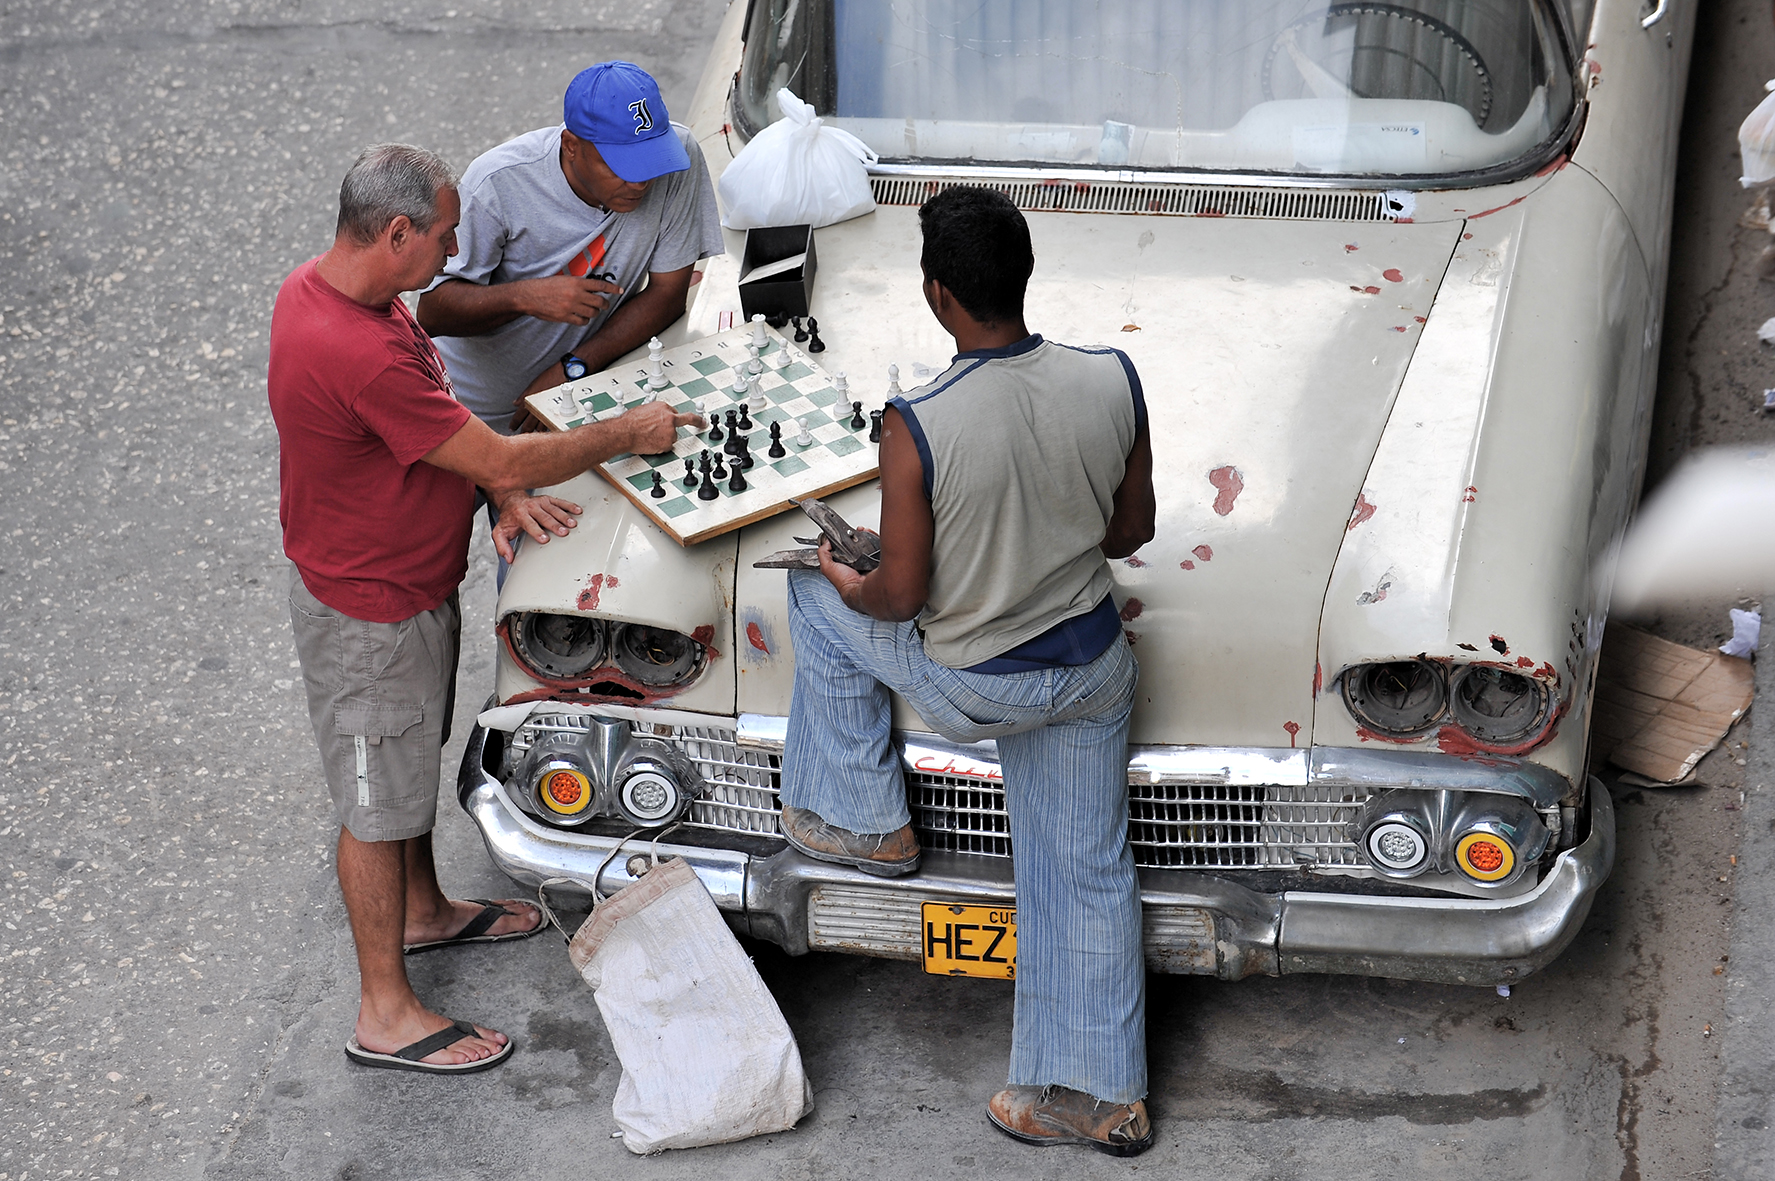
[1293,122,1427,172]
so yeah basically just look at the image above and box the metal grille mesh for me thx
[870,176,1394,221]
[509,717,1365,867]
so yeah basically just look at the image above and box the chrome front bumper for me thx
[458,723,1615,987]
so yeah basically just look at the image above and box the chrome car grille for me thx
[510,716,1365,868]
[870,175,1397,221]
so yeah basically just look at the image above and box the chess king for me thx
[776,187,1158,1156]
[416,61,724,437]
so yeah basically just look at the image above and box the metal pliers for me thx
[751,498,881,573]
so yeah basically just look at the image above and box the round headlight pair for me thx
[510,613,705,689]
[1342,660,1549,745]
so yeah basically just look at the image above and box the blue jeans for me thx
[782,570,1147,1103]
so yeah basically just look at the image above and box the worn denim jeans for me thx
[781,570,1147,1103]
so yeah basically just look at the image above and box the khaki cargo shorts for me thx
[288,569,461,842]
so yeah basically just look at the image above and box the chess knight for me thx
[457,0,1686,1145]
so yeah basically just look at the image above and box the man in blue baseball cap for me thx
[418,62,723,436]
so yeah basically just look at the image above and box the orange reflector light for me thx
[1455,831,1515,882]
[538,766,592,816]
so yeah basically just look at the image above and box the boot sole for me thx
[987,1108,1154,1158]
[783,830,920,878]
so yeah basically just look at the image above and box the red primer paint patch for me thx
[1355,725,1419,746]
[1192,544,1214,562]
[691,625,715,646]
[1119,597,1145,622]
[1515,656,1535,668]
[1344,243,1359,252]
[1181,560,1196,570]
[1382,268,1404,283]
[606,575,620,588]
[1283,721,1300,747]
[1208,466,1244,516]
[1348,493,1377,530]
[1124,555,1148,568]
[1414,316,1427,323]
[1363,285,1382,295]
[1462,233,1473,240]
[577,573,607,611]
[1391,325,1409,333]
[746,621,770,654]
[1463,486,1479,503]
[1313,663,1323,697]
[1124,629,1138,647]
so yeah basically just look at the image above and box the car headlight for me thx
[613,624,703,687]
[511,612,607,680]
[1341,660,1446,737]
[1449,666,1550,745]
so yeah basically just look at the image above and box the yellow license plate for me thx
[921,902,1017,979]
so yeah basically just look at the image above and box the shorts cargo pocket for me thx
[334,702,424,810]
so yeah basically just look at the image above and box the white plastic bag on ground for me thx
[719,88,878,230]
[551,856,813,1154]
[1740,80,1775,187]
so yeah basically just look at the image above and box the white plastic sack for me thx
[1740,80,1775,187]
[558,856,813,1154]
[719,88,878,230]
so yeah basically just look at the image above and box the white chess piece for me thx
[747,374,766,412]
[750,312,768,350]
[834,371,849,399]
[647,336,668,392]
[886,364,902,399]
[772,347,790,371]
[747,340,763,376]
[730,372,749,406]
[796,415,813,447]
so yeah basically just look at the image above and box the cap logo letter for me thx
[629,97,653,135]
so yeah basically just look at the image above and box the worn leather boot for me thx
[987,1085,1153,1157]
[781,806,921,877]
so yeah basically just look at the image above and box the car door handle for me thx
[1641,0,1669,29]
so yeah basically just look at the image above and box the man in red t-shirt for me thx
[268,143,701,1075]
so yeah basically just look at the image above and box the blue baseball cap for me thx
[563,62,690,184]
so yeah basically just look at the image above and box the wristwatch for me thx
[560,352,588,381]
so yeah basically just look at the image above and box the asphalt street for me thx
[0,2,1771,1179]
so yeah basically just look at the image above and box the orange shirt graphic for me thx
[562,234,609,278]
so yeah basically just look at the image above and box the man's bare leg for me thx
[337,826,506,1064]
[398,832,543,946]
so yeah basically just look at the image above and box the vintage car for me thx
[457,0,1695,985]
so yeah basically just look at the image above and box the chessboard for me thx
[523,321,880,547]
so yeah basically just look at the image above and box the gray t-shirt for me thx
[428,123,724,432]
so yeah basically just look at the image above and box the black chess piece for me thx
[768,420,786,459]
[869,409,883,443]
[849,401,866,430]
[712,452,728,481]
[737,403,752,432]
[729,464,748,493]
[707,414,723,443]
[697,450,719,500]
[792,316,808,343]
[683,458,698,489]
[649,471,667,499]
[806,317,825,353]
[736,434,754,470]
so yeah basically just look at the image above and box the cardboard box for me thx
[1590,623,1754,783]
[738,224,817,325]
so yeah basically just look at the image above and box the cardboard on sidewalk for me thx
[1590,623,1755,784]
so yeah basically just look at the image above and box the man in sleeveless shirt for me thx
[778,188,1158,1155]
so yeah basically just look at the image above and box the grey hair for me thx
[335,143,457,245]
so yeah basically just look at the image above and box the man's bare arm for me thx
[513,267,697,411]
[818,408,932,622]
[421,401,702,495]
[416,274,625,338]
[1101,427,1156,559]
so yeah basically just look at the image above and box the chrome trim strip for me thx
[1309,746,1570,809]
[735,712,787,753]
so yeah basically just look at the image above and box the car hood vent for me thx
[869,175,1399,222]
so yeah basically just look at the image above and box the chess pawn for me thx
[737,403,753,433]
[712,452,728,481]
[730,371,749,403]
[649,471,667,499]
[849,401,866,430]
[682,457,698,489]
[792,315,809,343]
[750,312,768,350]
[796,416,814,448]
[806,317,825,353]
[886,364,902,399]
[747,340,763,376]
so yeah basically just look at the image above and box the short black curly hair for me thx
[917,187,1034,325]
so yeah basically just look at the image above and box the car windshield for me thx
[737,0,1576,177]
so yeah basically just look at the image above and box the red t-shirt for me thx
[268,258,474,623]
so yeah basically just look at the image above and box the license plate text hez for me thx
[921,903,1017,980]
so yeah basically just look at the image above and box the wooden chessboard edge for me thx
[595,462,881,548]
